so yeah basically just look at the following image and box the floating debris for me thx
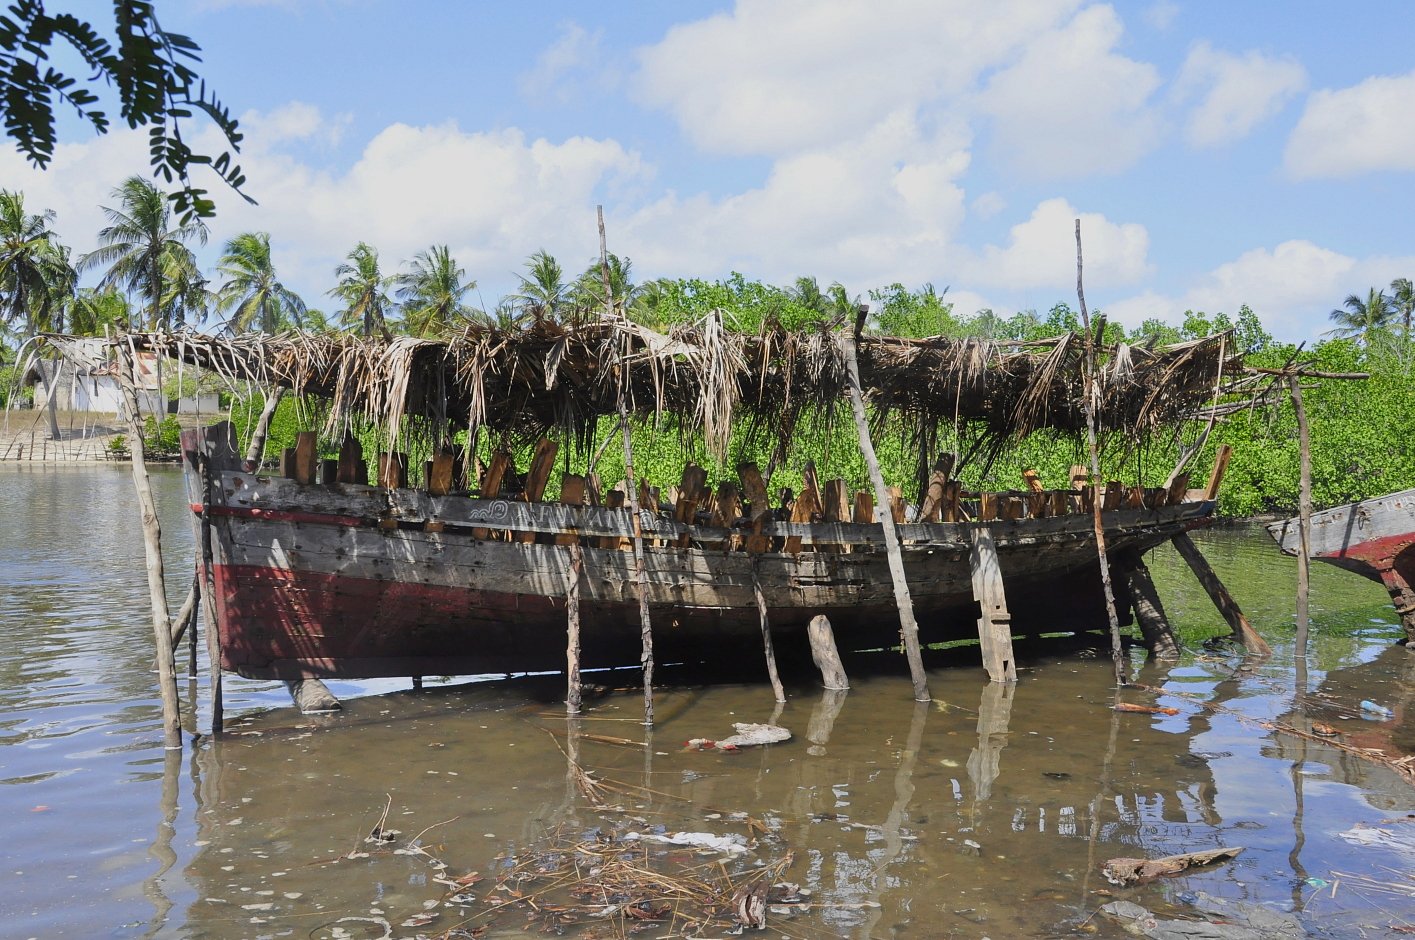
[1102,846,1244,885]
[687,723,791,751]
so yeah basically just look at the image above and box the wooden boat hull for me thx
[1266,488,1415,641]
[191,469,1215,680]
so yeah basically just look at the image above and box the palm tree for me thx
[0,189,75,335]
[329,243,394,340]
[213,232,306,334]
[1327,287,1396,342]
[78,176,208,331]
[575,252,636,316]
[1391,278,1415,335]
[396,245,476,337]
[67,287,131,336]
[791,276,828,313]
[508,249,568,323]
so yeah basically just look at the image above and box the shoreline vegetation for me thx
[3,180,1414,517]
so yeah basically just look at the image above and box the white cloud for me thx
[978,5,1163,178]
[966,197,1151,289]
[1285,69,1415,179]
[519,22,614,106]
[1174,42,1306,148]
[971,191,1007,220]
[1144,1,1179,30]
[1107,240,1415,338]
[634,0,1081,158]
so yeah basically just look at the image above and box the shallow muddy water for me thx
[3,465,1415,939]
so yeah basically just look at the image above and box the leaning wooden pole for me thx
[1288,374,1312,661]
[1171,531,1271,655]
[1075,220,1127,687]
[752,560,787,703]
[243,385,286,471]
[840,313,930,702]
[599,205,655,725]
[117,339,182,749]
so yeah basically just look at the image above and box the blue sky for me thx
[10,0,1415,338]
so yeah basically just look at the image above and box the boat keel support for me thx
[285,678,342,714]
[969,527,1017,683]
[1113,547,1180,659]
[1171,532,1271,655]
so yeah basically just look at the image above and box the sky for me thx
[7,0,1415,339]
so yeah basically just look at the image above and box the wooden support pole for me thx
[1074,220,1127,687]
[839,319,930,702]
[195,440,223,737]
[1113,547,1180,659]
[117,340,182,750]
[1288,376,1312,660]
[243,386,285,472]
[752,560,787,703]
[285,678,341,714]
[1171,531,1271,655]
[564,543,584,715]
[600,204,655,725]
[807,614,849,691]
[968,526,1017,682]
[1204,443,1233,501]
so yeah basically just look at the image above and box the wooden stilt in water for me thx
[1288,377,1312,662]
[839,314,930,702]
[117,340,182,749]
[968,526,1017,682]
[1113,547,1180,659]
[1074,221,1127,686]
[285,678,342,714]
[1171,531,1271,655]
[190,422,242,737]
[243,386,285,471]
[808,615,849,690]
[752,559,787,703]
[565,543,584,715]
[599,205,655,725]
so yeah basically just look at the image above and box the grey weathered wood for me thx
[285,678,342,713]
[752,560,786,703]
[244,386,285,471]
[118,341,182,749]
[807,615,849,690]
[1288,374,1312,659]
[806,687,848,755]
[1267,487,1415,557]
[565,542,584,715]
[169,571,199,650]
[1172,531,1271,655]
[840,325,930,702]
[1113,547,1179,659]
[968,526,1016,682]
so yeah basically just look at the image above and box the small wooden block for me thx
[1022,468,1044,493]
[1049,489,1068,516]
[280,447,296,479]
[293,431,317,485]
[337,432,363,484]
[523,438,559,502]
[319,458,339,485]
[1167,472,1190,505]
[979,492,999,522]
[852,489,875,524]
[428,454,455,496]
[887,486,906,524]
[1070,465,1088,490]
[1125,485,1146,509]
[1103,481,1124,511]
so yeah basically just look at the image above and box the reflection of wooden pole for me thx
[565,543,584,715]
[752,560,786,703]
[118,340,182,750]
[599,205,655,725]
[1074,221,1126,686]
[839,317,930,702]
[1288,376,1312,661]
[1171,531,1271,655]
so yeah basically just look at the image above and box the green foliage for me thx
[107,434,127,453]
[0,1,246,221]
[141,413,180,454]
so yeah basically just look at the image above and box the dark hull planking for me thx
[193,469,1215,680]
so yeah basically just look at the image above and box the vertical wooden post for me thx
[1074,220,1127,686]
[752,560,787,703]
[117,341,182,750]
[600,204,655,726]
[839,319,930,702]
[336,430,362,484]
[1288,377,1311,661]
[738,463,771,552]
[1204,443,1233,500]
[807,614,849,690]
[293,431,317,485]
[968,526,1017,682]
[243,386,285,472]
[187,573,199,677]
[564,542,584,715]
[197,445,223,737]
[1112,546,1180,659]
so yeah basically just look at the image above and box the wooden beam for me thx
[1204,443,1233,500]
[280,447,295,479]
[918,453,955,521]
[852,489,874,524]
[1021,468,1044,493]
[786,463,822,554]
[473,451,512,539]
[672,463,707,548]
[1113,547,1180,659]
[1171,531,1271,655]
[293,431,317,486]
[555,474,586,545]
[738,462,771,553]
[243,386,285,472]
[1103,481,1124,511]
[709,481,742,551]
[887,486,906,523]
[979,491,999,522]
[752,560,787,703]
[969,526,1016,683]
[839,324,930,702]
[1166,472,1190,506]
[429,454,455,496]
[1069,465,1088,490]
[523,438,558,502]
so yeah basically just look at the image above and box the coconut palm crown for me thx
[396,245,476,337]
[0,189,75,335]
[329,242,394,340]
[78,176,208,331]
[1327,287,1397,342]
[214,232,307,334]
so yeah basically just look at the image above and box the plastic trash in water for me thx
[1361,700,1394,719]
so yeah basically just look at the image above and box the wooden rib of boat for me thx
[1266,488,1415,643]
[183,425,1216,681]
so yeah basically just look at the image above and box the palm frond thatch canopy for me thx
[43,314,1242,465]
